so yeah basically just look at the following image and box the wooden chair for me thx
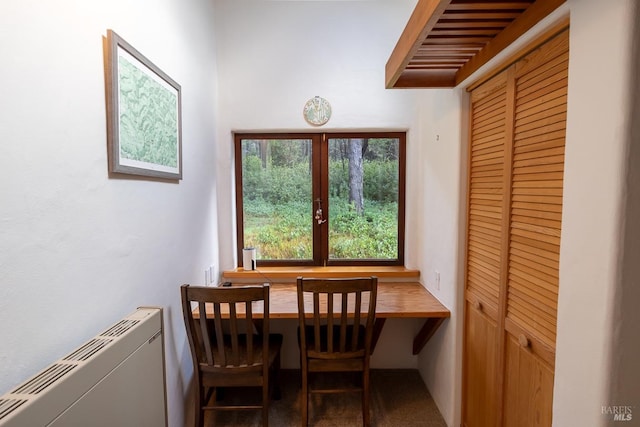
[181,284,283,427]
[296,276,378,426]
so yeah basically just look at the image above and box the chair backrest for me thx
[296,276,378,359]
[181,284,270,374]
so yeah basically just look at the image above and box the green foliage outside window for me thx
[241,138,399,260]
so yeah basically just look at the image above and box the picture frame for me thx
[105,29,182,180]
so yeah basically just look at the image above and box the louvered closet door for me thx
[463,27,569,427]
[503,30,568,426]
[462,70,509,427]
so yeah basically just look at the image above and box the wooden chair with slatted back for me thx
[296,276,378,427]
[181,283,283,427]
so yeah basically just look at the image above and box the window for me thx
[234,132,405,266]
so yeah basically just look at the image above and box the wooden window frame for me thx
[234,131,406,267]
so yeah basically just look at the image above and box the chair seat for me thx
[202,334,283,372]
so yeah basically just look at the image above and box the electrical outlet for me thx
[204,269,210,286]
[435,270,440,290]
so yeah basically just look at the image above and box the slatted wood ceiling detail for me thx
[385,0,566,88]
[467,71,508,319]
[405,1,534,71]
[505,31,568,353]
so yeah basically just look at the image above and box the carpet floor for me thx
[204,369,447,426]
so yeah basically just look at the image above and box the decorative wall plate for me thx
[303,96,331,126]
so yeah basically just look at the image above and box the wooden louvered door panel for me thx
[462,70,510,427]
[463,301,499,427]
[466,70,509,321]
[462,28,568,427]
[503,30,568,426]
[503,333,554,426]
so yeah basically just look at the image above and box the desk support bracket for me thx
[372,317,446,355]
[413,318,445,355]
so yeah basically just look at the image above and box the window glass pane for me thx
[327,138,399,260]
[241,138,313,260]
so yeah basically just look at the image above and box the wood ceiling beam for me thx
[409,61,468,66]
[433,21,513,29]
[394,69,457,88]
[454,0,566,85]
[430,29,503,36]
[418,45,483,52]
[385,0,452,89]
[441,11,522,19]
[445,3,531,11]
[411,56,471,61]
[423,37,492,44]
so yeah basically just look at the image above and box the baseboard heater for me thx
[0,307,168,427]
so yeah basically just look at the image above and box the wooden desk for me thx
[194,281,449,355]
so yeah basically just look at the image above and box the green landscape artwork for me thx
[118,53,178,169]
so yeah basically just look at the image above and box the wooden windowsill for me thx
[222,266,420,282]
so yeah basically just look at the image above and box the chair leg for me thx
[272,353,282,400]
[301,368,308,426]
[263,378,270,427]
[362,370,370,427]
[194,384,203,427]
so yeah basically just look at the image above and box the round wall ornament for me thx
[303,96,331,126]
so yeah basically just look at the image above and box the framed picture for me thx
[105,29,182,180]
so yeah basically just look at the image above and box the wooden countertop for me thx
[195,281,449,319]
[191,281,449,355]
[222,266,421,281]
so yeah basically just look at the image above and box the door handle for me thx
[314,199,327,225]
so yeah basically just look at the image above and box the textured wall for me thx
[0,1,219,425]
[211,0,425,370]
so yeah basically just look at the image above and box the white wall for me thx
[555,0,635,425]
[410,88,465,425]
[212,0,425,370]
[0,1,219,425]
[609,0,640,416]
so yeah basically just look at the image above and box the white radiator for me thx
[0,307,167,427]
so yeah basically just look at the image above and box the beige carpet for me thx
[204,369,447,426]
